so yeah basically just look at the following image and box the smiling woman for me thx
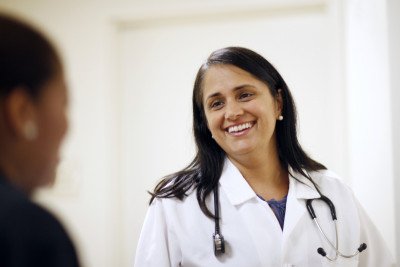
[134,47,394,267]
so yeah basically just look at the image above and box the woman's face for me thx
[202,64,282,159]
[27,70,69,189]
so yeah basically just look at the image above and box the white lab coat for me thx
[134,159,395,267]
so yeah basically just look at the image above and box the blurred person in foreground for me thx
[0,13,80,267]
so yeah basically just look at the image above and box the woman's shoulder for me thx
[151,170,198,202]
[152,183,198,208]
[310,168,343,181]
[308,169,355,197]
[304,168,350,191]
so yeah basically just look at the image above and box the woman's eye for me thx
[239,92,254,100]
[210,100,224,109]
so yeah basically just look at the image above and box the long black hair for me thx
[150,47,326,217]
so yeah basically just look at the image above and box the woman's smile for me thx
[224,121,255,136]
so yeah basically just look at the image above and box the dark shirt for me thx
[258,194,288,230]
[0,173,80,267]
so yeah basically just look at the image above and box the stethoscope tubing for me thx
[307,196,367,260]
[313,217,339,261]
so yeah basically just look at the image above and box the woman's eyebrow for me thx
[205,84,255,101]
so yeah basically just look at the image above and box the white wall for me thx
[343,0,396,255]
[387,0,400,261]
[0,0,397,265]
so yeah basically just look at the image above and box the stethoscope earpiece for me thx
[317,247,327,257]
[358,243,367,252]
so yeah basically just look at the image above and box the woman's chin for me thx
[226,145,256,158]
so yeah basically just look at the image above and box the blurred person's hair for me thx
[0,13,61,98]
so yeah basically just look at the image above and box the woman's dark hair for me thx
[151,47,326,217]
[0,13,60,98]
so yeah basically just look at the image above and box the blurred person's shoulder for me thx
[0,177,80,267]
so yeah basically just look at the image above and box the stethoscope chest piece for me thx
[213,187,226,257]
[213,233,225,256]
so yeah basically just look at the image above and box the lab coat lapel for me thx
[283,172,320,243]
[219,160,282,265]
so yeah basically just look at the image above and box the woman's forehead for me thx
[202,65,268,100]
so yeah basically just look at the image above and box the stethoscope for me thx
[212,187,367,261]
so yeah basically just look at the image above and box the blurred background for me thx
[0,0,398,266]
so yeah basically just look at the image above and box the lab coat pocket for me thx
[321,257,359,267]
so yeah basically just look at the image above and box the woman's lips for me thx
[225,121,255,136]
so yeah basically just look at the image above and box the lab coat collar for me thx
[219,159,257,206]
[219,159,320,206]
[289,169,321,200]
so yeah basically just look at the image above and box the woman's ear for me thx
[3,88,38,140]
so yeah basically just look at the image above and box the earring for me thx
[23,120,38,140]
[278,115,283,121]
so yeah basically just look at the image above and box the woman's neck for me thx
[228,148,289,201]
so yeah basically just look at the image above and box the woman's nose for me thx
[224,101,244,120]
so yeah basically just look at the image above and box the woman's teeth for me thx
[228,122,253,133]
